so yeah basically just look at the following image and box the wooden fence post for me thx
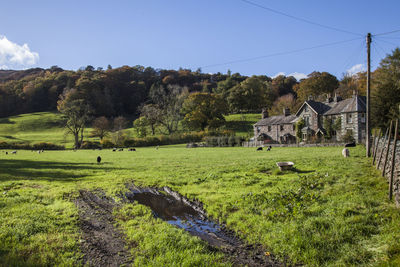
[389,119,399,200]
[373,129,382,165]
[382,120,394,177]
[377,127,390,169]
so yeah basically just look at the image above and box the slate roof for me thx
[295,100,331,116]
[254,114,297,126]
[324,95,366,115]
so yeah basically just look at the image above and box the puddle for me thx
[124,185,281,266]
[124,186,237,248]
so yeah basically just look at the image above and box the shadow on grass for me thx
[291,168,315,174]
[0,159,120,182]
[0,118,14,124]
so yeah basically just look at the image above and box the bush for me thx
[32,142,65,150]
[343,130,355,143]
[0,141,64,150]
[80,141,101,149]
[100,139,114,148]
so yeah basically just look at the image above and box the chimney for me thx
[283,107,290,116]
[325,94,333,103]
[334,93,342,103]
[262,108,269,119]
[308,95,313,101]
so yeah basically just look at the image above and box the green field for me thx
[1,145,399,266]
[0,112,259,149]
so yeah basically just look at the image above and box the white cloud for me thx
[346,64,365,76]
[288,72,307,81]
[0,35,39,69]
[272,72,285,78]
[272,71,307,81]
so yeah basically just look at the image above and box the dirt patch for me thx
[74,190,132,267]
[124,185,282,267]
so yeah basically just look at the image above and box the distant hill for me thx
[0,68,45,82]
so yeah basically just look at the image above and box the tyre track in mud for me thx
[74,190,132,267]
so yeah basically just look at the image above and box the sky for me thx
[0,0,399,79]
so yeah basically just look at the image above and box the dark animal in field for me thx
[97,156,101,164]
[112,148,117,152]
[118,148,124,151]
[5,152,8,155]
[256,147,263,151]
[11,151,17,154]
[345,142,356,147]
[128,148,136,151]
[267,146,272,151]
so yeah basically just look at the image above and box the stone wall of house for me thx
[339,112,366,143]
[297,106,319,132]
[374,137,400,206]
[254,124,295,143]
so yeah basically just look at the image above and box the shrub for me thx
[80,141,101,149]
[32,142,65,150]
[100,139,115,148]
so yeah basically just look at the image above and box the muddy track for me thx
[74,190,132,267]
[124,184,283,267]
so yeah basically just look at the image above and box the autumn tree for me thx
[90,116,111,141]
[182,92,228,131]
[271,75,297,98]
[294,72,339,102]
[112,116,128,146]
[57,88,91,149]
[269,93,298,116]
[227,76,272,113]
[371,48,400,128]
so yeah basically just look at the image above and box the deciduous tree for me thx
[57,88,91,149]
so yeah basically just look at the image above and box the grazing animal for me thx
[5,152,8,155]
[342,148,350,157]
[256,147,263,151]
[112,148,117,152]
[118,148,124,151]
[345,142,356,147]
[11,151,17,154]
[97,156,101,164]
[267,146,272,151]
[37,150,41,154]
[128,148,136,151]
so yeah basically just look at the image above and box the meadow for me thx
[1,145,399,266]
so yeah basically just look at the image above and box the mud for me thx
[124,185,282,267]
[74,190,132,267]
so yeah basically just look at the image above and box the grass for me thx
[0,145,400,266]
[0,112,260,149]
[224,113,260,137]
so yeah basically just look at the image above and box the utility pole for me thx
[366,33,371,157]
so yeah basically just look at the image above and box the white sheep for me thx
[342,148,349,157]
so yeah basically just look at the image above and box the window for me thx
[361,113,366,123]
[280,125,284,131]
[268,126,271,132]
[292,125,296,131]
[304,105,308,112]
[347,114,352,123]
[305,117,310,126]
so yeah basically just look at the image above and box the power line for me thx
[374,29,400,36]
[200,37,363,69]
[239,0,363,36]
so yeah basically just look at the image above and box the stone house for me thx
[253,93,366,144]
[253,108,297,144]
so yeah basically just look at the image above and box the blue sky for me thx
[0,0,399,79]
